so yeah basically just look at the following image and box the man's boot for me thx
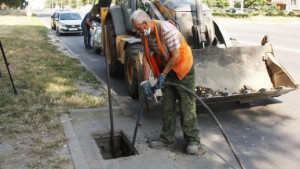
[186,143,199,154]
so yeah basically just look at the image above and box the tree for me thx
[203,0,216,7]
[70,0,77,8]
[215,0,229,9]
[244,0,267,8]
[234,1,241,8]
[0,0,22,9]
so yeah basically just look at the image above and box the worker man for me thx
[130,10,200,154]
[81,10,95,49]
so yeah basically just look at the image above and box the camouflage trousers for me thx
[160,66,200,145]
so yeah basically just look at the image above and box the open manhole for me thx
[93,131,139,160]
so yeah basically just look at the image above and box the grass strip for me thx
[0,14,106,168]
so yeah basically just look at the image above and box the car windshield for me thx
[60,13,81,20]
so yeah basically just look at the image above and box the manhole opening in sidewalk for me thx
[93,131,139,160]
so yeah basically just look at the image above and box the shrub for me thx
[234,1,240,8]
[288,11,296,17]
[260,6,267,12]
[266,10,277,16]
[257,10,264,16]
[238,13,250,18]
[278,10,289,16]
[253,12,259,16]
[268,5,280,13]
[212,12,249,18]
[248,10,255,16]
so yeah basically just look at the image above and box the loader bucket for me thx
[192,45,298,104]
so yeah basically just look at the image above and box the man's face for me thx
[132,21,148,35]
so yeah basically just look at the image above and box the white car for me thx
[56,12,83,36]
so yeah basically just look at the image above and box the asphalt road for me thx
[37,11,300,169]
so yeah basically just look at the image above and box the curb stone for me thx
[61,114,90,169]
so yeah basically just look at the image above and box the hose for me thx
[164,82,246,169]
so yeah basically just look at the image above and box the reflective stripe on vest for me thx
[154,21,183,67]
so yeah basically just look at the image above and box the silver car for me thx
[91,22,103,55]
[56,12,83,36]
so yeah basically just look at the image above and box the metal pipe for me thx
[131,102,145,151]
[104,25,116,158]
[0,40,17,95]
[157,0,181,31]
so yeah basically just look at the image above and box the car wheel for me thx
[56,28,60,36]
[93,41,100,54]
[100,48,104,56]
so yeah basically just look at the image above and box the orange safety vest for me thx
[142,20,193,80]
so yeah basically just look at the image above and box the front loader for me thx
[95,0,298,105]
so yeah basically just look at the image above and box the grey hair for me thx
[130,9,151,25]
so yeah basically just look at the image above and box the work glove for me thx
[155,73,166,89]
[140,80,154,101]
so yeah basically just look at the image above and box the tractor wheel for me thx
[106,20,123,77]
[124,44,142,99]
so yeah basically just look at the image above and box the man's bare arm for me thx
[162,49,180,75]
[143,54,151,81]
[85,18,94,29]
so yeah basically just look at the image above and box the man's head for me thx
[130,10,152,35]
[89,6,98,17]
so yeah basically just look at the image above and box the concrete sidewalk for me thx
[61,104,241,169]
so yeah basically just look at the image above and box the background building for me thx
[269,0,300,11]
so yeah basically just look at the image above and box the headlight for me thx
[59,23,66,27]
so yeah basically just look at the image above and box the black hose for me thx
[164,82,246,169]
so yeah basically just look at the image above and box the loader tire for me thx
[124,44,142,99]
[106,20,123,77]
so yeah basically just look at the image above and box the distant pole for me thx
[241,0,244,12]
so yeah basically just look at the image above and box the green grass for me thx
[0,15,107,168]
